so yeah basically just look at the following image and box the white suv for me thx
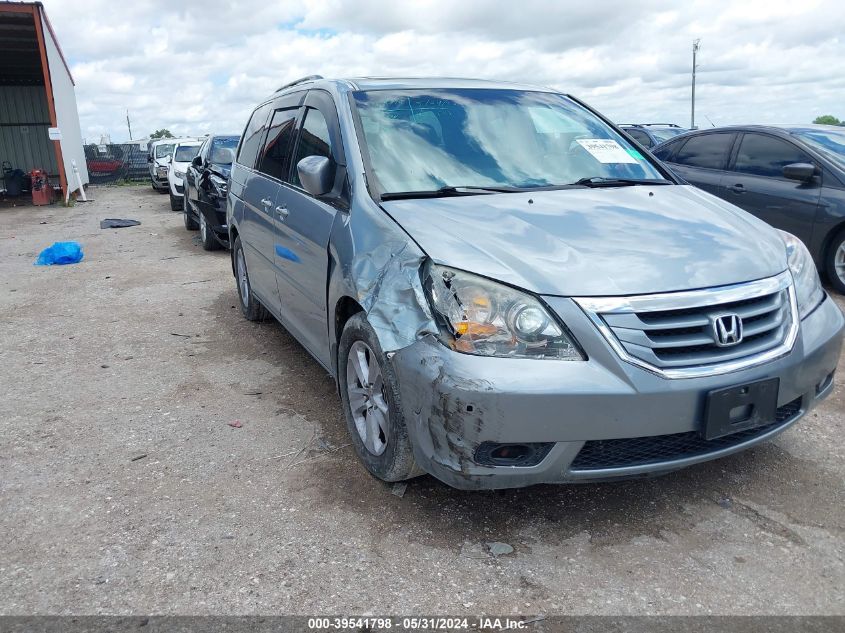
[167,141,202,210]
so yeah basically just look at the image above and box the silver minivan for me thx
[227,77,844,489]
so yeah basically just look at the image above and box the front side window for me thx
[291,108,333,188]
[257,110,299,181]
[626,129,653,147]
[673,133,733,169]
[154,143,174,159]
[352,89,663,195]
[174,145,200,162]
[734,134,812,178]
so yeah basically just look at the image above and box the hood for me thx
[380,185,787,296]
[170,160,191,171]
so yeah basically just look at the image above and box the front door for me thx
[274,93,344,367]
[724,132,822,245]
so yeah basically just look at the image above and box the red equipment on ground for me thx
[30,169,54,206]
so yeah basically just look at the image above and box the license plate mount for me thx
[703,378,779,440]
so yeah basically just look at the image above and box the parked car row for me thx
[161,76,843,491]
[652,125,845,293]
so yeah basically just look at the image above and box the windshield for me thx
[174,145,200,162]
[650,128,687,143]
[792,129,845,170]
[352,89,665,195]
[154,143,175,159]
[210,136,239,164]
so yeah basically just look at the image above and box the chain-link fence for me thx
[84,143,149,184]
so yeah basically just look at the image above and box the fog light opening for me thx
[473,442,553,468]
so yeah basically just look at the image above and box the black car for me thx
[183,135,240,250]
[620,123,688,149]
[653,125,845,293]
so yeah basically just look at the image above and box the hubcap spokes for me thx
[835,243,845,283]
[236,249,249,308]
[200,214,207,240]
[346,340,388,456]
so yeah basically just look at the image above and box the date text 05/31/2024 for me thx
[307,617,529,630]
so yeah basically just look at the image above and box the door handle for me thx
[728,183,745,193]
[275,205,289,219]
[261,198,273,208]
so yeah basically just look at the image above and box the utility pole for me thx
[126,109,133,141]
[691,39,701,129]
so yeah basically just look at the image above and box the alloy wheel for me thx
[835,242,845,285]
[346,340,389,456]
[200,213,207,242]
[236,248,249,309]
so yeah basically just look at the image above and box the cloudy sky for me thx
[41,0,845,144]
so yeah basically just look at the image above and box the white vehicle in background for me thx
[167,141,202,210]
[147,137,197,193]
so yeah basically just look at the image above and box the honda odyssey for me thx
[226,77,843,489]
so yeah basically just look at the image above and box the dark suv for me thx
[620,123,688,149]
[183,135,240,250]
[653,125,845,293]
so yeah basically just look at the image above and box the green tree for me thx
[813,115,841,125]
[149,129,175,139]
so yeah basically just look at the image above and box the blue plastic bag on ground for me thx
[35,241,84,266]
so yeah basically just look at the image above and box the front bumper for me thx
[391,294,844,489]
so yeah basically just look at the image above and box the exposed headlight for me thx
[157,167,168,177]
[780,231,824,319]
[424,264,583,360]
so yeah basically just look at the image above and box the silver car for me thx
[226,77,844,490]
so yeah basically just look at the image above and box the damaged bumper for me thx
[390,294,844,490]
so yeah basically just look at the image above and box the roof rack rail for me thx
[618,123,683,128]
[276,75,323,92]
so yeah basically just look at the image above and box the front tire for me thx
[169,192,182,211]
[825,229,845,294]
[199,212,220,251]
[338,313,420,483]
[233,236,269,321]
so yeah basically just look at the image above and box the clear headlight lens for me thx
[174,170,185,179]
[424,264,583,360]
[780,231,824,319]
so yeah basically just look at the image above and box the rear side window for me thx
[257,109,299,181]
[673,133,733,169]
[291,108,333,188]
[237,104,272,168]
[733,133,813,178]
[626,129,653,148]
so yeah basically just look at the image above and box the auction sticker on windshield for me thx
[576,138,638,163]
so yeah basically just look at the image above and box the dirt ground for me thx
[1,184,843,616]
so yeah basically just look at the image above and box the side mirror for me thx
[783,163,816,182]
[191,156,203,168]
[297,155,334,197]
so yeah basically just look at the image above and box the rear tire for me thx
[183,194,198,230]
[338,313,420,483]
[199,213,220,251]
[825,229,845,294]
[233,236,269,321]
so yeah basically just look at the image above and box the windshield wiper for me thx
[570,177,673,188]
[380,185,523,201]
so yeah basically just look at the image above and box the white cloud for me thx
[39,0,845,142]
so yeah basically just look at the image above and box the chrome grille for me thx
[574,272,799,379]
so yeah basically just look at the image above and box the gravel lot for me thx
[1,184,843,615]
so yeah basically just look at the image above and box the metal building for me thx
[0,1,88,199]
